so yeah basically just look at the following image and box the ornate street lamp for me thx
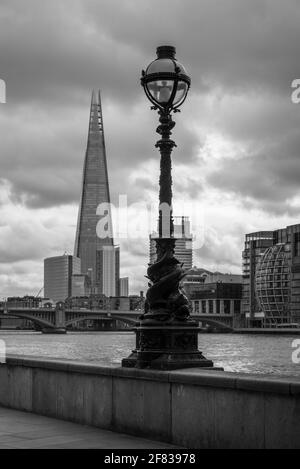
[122,46,214,369]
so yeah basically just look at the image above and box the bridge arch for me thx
[193,317,233,331]
[111,315,138,326]
[65,314,137,328]
[65,315,108,327]
[2,312,55,330]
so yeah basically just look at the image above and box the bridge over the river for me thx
[0,303,233,333]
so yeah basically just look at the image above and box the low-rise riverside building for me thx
[182,269,243,328]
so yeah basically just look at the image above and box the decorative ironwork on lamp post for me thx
[122,46,214,369]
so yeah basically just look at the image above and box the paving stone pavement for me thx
[0,407,179,449]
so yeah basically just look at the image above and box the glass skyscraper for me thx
[74,90,119,296]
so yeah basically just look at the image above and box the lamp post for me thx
[122,46,214,369]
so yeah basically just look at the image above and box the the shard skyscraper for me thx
[74,90,120,296]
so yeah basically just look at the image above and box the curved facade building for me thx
[255,244,290,326]
[242,224,300,327]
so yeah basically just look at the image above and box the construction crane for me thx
[35,286,44,298]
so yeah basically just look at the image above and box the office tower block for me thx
[242,232,274,326]
[71,274,91,297]
[44,255,81,302]
[119,277,129,296]
[97,245,120,297]
[149,216,193,270]
[115,246,120,297]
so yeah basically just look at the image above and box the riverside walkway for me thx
[0,407,179,449]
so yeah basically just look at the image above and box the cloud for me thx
[1,0,300,294]
[207,130,300,215]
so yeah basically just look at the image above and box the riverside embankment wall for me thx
[0,355,299,448]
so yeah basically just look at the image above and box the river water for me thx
[1,331,300,378]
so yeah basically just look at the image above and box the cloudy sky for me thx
[1,0,300,297]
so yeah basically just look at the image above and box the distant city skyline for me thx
[1,1,300,297]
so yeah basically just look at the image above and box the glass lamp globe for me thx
[141,45,191,111]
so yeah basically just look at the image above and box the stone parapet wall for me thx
[0,355,299,448]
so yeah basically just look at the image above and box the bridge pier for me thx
[41,303,67,333]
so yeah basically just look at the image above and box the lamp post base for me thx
[122,320,216,370]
